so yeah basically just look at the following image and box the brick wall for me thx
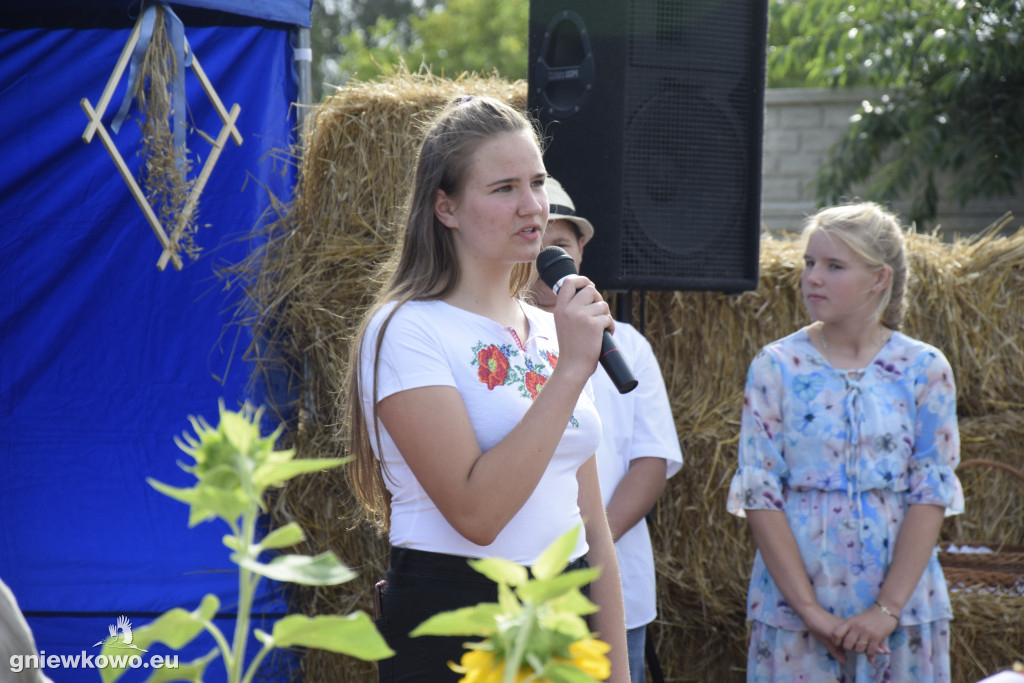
[761,88,1024,236]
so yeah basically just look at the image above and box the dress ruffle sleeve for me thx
[908,349,965,515]
[728,349,789,517]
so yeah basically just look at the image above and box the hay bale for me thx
[948,590,1024,683]
[904,222,1024,417]
[236,72,1024,682]
[952,413,1024,547]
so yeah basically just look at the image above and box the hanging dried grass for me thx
[230,72,1024,682]
[134,5,198,260]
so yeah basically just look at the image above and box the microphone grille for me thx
[536,246,577,289]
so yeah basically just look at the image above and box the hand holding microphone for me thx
[536,246,638,394]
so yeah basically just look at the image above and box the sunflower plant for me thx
[411,526,611,683]
[99,401,394,683]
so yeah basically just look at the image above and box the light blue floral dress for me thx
[727,328,965,682]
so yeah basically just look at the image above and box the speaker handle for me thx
[531,10,595,118]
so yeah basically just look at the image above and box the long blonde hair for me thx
[801,201,908,330]
[345,96,544,531]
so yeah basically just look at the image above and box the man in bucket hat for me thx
[531,177,683,683]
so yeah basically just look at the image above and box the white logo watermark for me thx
[9,616,179,674]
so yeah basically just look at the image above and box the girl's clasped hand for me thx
[828,605,899,663]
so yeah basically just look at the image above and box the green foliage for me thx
[766,0,825,88]
[310,0,425,100]
[99,401,392,683]
[335,15,411,82]
[411,0,528,80]
[769,0,1024,227]
[332,0,527,85]
[413,526,610,683]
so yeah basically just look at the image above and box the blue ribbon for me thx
[111,2,193,171]
[165,3,190,164]
[109,4,155,135]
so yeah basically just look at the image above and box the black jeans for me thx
[375,546,590,682]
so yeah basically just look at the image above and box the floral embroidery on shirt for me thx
[471,341,578,427]
[473,341,551,397]
[524,370,546,399]
[475,343,512,390]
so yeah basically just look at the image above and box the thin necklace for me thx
[820,325,888,358]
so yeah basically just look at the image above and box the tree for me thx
[411,0,528,80]
[766,0,827,88]
[769,0,1024,227]
[311,0,428,100]
[326,0,527,87]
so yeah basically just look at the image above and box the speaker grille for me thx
[529,0,768,292]
[629,0,758,73]
[618,0,762,287]
[623,79,750,277]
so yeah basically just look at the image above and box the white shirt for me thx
[360,299,602,566]
[592,322,683,629]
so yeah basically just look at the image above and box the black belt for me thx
[376,546,591,619]
[388,546,590,577]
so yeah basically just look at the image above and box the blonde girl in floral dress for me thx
[345,96,629,682]
[728,202,964,682]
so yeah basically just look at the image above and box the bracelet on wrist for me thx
[875,602,899,623]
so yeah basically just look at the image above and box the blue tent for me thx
[1,2,310,680]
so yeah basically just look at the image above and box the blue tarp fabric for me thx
[0,5,305,681]
[5,1,313,28]
[172,0,312,26]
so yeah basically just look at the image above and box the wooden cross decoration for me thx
[80,4,243,271]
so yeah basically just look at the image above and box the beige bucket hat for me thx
[546,177,595,243]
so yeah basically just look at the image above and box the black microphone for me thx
[536,246,638,394]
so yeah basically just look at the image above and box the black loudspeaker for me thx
[528,0,768,292]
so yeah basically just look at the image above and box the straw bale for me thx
[234,73,1024,682]
[948,590,1024,683]
[903,219,1024,417]
[645,429,753,681]
[949,412,1024,547]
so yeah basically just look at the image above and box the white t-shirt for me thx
[592,322,683,629]
[360,299,602,566]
